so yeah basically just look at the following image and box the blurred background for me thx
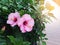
[45,0,60,45]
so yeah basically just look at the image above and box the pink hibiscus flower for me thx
[7,12,20,27]
[17,14,34,33]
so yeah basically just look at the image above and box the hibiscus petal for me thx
[11,23,17,27]
[22,14,32,20]
[7,20,14,25]
[14,12,20,18]
[8,13,14,20]
[25,26,32,32]
[20,25,26,33]
[7,12,20,27]
[17,18,25,27]
[28,19,34,27]
[8,12,20,20]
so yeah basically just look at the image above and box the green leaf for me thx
[23,42,30,45]
[0,36,6,45]
[44,38,48,40]
[16,0,22,4]
[2,6,8,12]
[32,0,35,5]
[42,41,46,45]
[42,34,46,37]
[15,36,23,45]
[0,0,9,5]
[7,36,16,45]
[17,4,23,9]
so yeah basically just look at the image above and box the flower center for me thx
[13,18,17,22]
[23,21,27,25]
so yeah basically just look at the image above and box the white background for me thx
[45,0,60,45]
